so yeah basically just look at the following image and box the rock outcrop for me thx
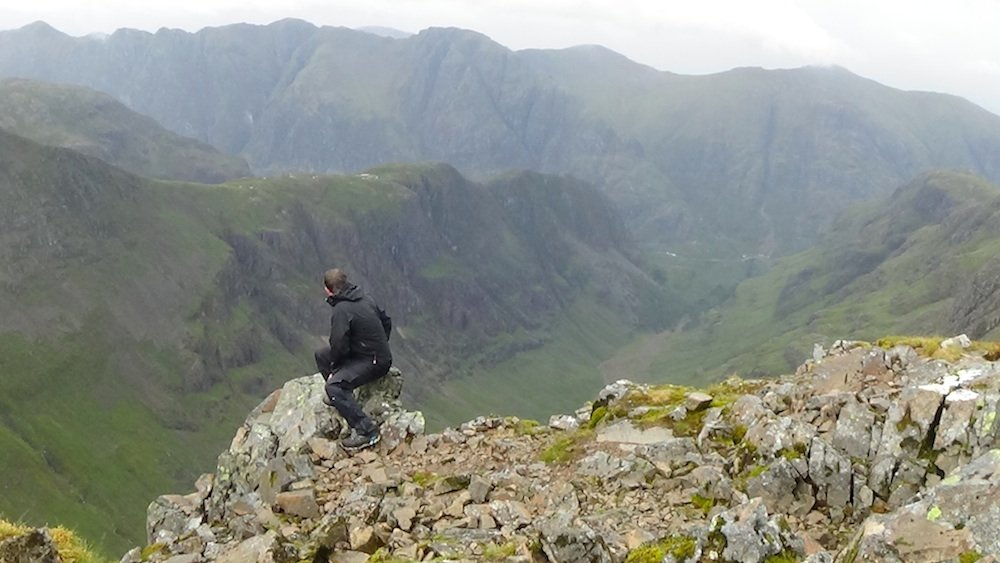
[124,338,1000,562]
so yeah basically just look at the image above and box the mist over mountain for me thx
[3,20,1000,260]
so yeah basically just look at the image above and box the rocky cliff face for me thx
[112,337,1000,562]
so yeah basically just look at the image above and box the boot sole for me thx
[341,434,381,452]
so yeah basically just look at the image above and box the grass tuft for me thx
[626,535,697,563]
[0,519,107,563]
[539,429,595,464]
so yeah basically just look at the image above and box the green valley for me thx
[637,170,1000,384]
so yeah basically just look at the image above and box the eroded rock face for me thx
[128,339,1000,562]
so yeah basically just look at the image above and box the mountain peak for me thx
[13,20,64,37]
[124,339,1000,561]
[415,26,499,45]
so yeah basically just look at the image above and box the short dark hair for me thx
[323,268,349,292]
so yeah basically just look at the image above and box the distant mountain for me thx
[0,127,671,555]
[3,20,1000,260]
[0,78,250,182]
[640,169,1000,382]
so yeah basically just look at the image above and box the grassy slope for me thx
[0,78,250,183]
[0,131,252,553]
[635,170,1000,385]
[0,135,665,556]
[0,135,411,554]
[420,296,633,429]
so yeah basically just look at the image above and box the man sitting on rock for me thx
[315,268,392,451]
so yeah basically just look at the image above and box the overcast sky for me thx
[2,0,999,115]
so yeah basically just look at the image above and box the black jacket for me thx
[326,284,392,366]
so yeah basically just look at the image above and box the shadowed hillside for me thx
[0,128,672,555]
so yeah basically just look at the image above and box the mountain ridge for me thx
[4,20,1000,262]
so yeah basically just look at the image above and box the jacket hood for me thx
[326,283,363,306]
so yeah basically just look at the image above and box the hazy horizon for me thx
[0,1,998,116]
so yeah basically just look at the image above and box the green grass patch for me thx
[690,492,716,515]
[779,442,808,461]
[483,541,518,560]
[877,336,1000,362]
[511,418,543,436]
[419,296,633,429]
[540,429,595,464]
[587,406,609,429]
[764,550,801,563]
[626,535,697,563]
[410,471,438,487]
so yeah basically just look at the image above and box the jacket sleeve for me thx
[328,309,351,366]
[377,306,392,340]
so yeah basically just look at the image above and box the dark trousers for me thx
[314,347,390,434]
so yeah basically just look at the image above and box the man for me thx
[314,268,392,451]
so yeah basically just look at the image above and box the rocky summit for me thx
[110,339,1000,563]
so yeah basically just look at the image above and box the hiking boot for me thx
[322,395,335,407]
[341,428,380,451]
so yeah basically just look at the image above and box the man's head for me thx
[323,268,349,296]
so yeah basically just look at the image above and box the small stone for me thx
[479,513,498,530]
[548,414,580,431]
[685,392,714,412]
[393,506,418,532]
[625,529,656,550]
[446,491,473,517]
[434,474,471,495]
[330,552,370,563]
[350,526,382,554]
[469,475,493,503]
[941,334,972,349]
[254,506,281,530]
[308,437,340,460]
[365,466,389,484]
[394,542,421,560]
[215,532,279,563]
[119,547,142,563]
[275,490,320,519]
[195,473,214,499]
